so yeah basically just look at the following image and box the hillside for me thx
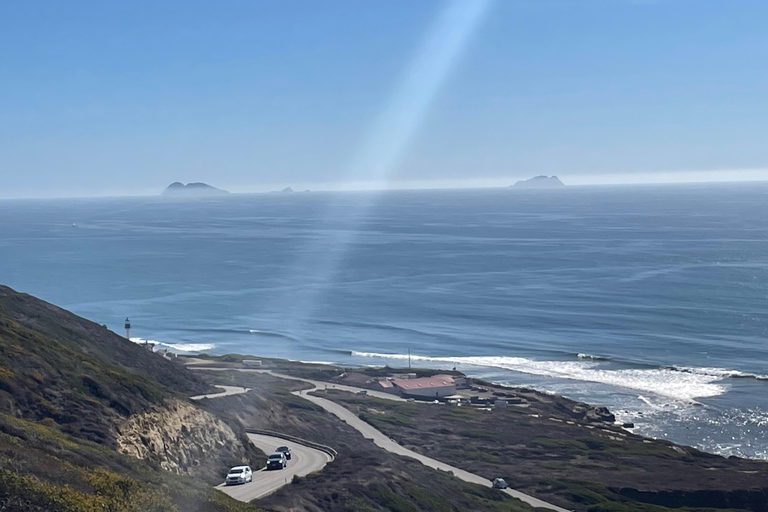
[0,285,209,443]
[0,285,264,511]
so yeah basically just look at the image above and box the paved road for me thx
[290,383,571,512]
[216,433,332,502]
[188,367,405,402]
[190,385,250,400]
[190,366,570,511]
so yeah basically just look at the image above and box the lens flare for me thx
[266,0,493,336]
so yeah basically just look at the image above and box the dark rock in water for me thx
[162,182,229,196]
[512,175,565,189]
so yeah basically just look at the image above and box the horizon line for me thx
[3,174,768,201]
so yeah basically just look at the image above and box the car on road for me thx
[266,452,287,470]
[356,389,367,395]
[276,445,292,460]
[492,478,508,489]
[225,466,252,485]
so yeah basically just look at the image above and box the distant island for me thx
[512,175,565,189]
[162,182,229,196]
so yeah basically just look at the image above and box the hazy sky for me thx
[1,0,767,198]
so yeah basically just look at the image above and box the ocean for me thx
[1,183,767,459]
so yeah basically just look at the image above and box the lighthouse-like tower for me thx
[125,317,131,340]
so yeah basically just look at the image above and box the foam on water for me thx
[351,351,727,401]
[130,337,215,352]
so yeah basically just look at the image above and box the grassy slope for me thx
[0,412,263,512]
[0,285,263,511]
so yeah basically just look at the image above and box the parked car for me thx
[266,452,287,470]
[405,398,415,402]
[356,389,367,395]
[276,445,292,460]
[492,478,508,489]
[225,466,252,485]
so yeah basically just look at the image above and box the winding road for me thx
[190,385,251,400]
[289,380,571,512]
[216,433,332,502]
[192,367,569,511]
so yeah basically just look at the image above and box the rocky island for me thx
[162,182,230,196]
[512,175,565,189]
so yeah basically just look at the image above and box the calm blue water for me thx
[1,184,767,458]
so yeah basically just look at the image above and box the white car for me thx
[225,465,253,485]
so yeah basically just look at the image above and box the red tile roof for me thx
[392,374,455,390]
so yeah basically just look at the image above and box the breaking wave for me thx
[349,351,737,401]
[670,366,768,381]
[130,337,215,353]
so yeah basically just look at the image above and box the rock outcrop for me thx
[116,399,248,479]
[512,175,565,189]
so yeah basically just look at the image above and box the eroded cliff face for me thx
[116,399,247,481]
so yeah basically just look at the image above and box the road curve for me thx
[277,377,571,511]
[216,433,332,502]
[189,367,570,511]
[188,367,405,402]
[190,385,250,400]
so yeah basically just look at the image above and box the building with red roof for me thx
[391,374,456,399]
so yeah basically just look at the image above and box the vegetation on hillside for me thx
[0,285,262,511]
[0,412,264,512]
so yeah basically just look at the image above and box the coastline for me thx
[190,356,768,511]
[180,354,727,459]
[210,352,768,462]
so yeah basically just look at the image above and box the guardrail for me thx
[246,428,338,460]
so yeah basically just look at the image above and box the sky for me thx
[1,0,766,198]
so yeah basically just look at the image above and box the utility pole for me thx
[125,317,131,340]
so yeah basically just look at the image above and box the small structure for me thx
[454,377,469,389]
[392,374,456,399]
[125,318,131,340]
[494,400,508,408]
[242,360,262,367]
